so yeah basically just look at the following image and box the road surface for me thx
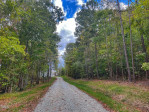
[34,77,108,112]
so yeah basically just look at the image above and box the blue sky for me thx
[53,0,134,67]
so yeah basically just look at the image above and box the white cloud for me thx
[120,2,128,10]
[53,0,67,15]
[100,0,128,10]
[59,48,66,56]
[56,18,76,37]
[77,0,84,6]
[53,0,78,67]
[56,17,77,67]
[53,0,63,10]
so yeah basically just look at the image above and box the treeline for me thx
[0,0,63,92]
[64,0,149,81]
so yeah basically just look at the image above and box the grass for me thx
[62,76,149,112]
[0,77,56,112]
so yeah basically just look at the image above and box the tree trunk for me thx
[141,35,146,55]
[85,47,89,79]
[95,42,99,78]
[88,44,92,79]
[122,67,124,81]
[146,71,148,80]
[50,61,52,78]
[128,0,135,82]
[31,75,33,85]
[47,67,50,81]
[42,72,45,83]
[116,65,118,80]
[36,69,40,84]
[24,74,28,88]
[141,35,148,62]
[9,83,13,93]
[110,65,113,79]
[117,0,131,82]
[141,35,149,79]
[20,76,24,91]
[105,31,111,79]
[18,74,24,91]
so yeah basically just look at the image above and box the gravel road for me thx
[34,77,108,112]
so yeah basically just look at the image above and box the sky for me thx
[52,0,134,67]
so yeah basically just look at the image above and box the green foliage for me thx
[0,0,63,92]
[0,36,26,59]
[142,63,149,71]
[0,73,8,89]
[58,67,65,76]
[64,0,149,80]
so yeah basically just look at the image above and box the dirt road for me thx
[34,77,108,112]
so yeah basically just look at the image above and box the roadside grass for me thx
[0,77,56,112]
[62,76,149,112]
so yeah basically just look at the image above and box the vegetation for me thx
[63,76,149,112]
[0,0,63,92]
[64,0,149,81]
[1,0,149,111]
[0,77,56,112]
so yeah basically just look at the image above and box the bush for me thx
[142,62,149,71]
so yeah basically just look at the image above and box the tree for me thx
[128,0,135,82]
[116,0,131,82]
[0,0,63,92]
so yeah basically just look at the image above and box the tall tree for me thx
[116,0,131,82]
[128,0,135,81]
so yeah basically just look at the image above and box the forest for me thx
[64,0,149,82]
[0,0,149,93]
[0,0,149,111]
[0,0,63,93]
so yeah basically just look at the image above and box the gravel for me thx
[34,77,109,112]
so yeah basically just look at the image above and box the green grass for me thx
[0,77,56,112]
[62,76,140,112]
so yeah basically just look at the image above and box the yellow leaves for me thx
[80,35,84,40]
[0,36,26,59]
[0,18,5,22]
[142,62,149,71]
[133,0,149,19]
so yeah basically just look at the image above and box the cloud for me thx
[56,17,77,67]
[53,0,63,11]
[100,0,128,10]
[120,2,128,10]
[53,0,67,16]
[58,55,65,67]
[53,0,82,67]
[57,18,76,36]
[59,48,66,56]
[77,0,84,5]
